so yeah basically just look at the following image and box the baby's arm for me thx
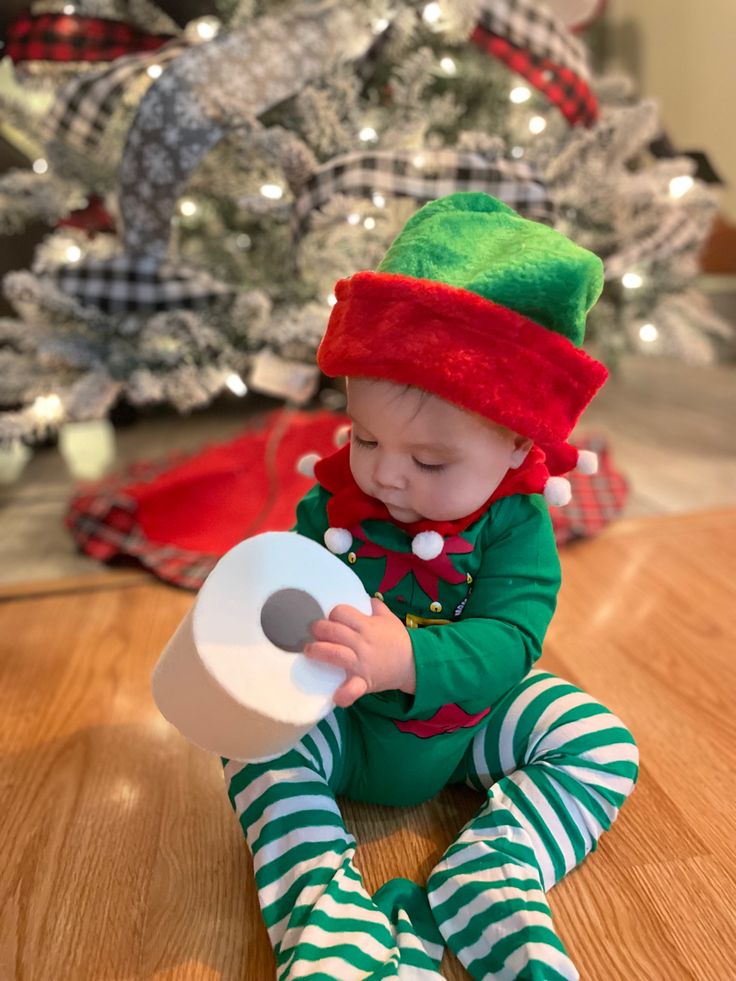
[408,494,561,717]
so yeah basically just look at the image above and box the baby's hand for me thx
[305,599,415,709]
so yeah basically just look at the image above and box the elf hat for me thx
[317,192,608,504]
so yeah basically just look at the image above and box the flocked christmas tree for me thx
[0,0,731,446]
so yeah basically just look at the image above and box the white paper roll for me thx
[151,531,371,762]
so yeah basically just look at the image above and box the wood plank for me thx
[1,510,735,979]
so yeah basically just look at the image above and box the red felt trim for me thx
[317,272,607,453]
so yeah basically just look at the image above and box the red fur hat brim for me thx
[317,271,608,451]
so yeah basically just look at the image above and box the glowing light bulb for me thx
[510,86,531,103]
[511,146,524,159]
[669,175,694,198]
[32,394,63,423]
[359,126,378,142]
[347,213,361,225]
[440,57,456,75]
[364,217,376,230]
[260,184,283,200]
[236,233,251,249]
[66,245,82,262]
[196,18,220,40]
[622,272,643,289]
[372,193,386,208]
[327,293,338,307]
[179,199,197,216]
[226,373,248,396]
[147,64,163,79]
[412,153,426,169]
[63,4,75,13]
[373,17,390,32]
[639,323,658,343]
[529,115,547,134]
[32,158,48,175]
[423,2,441,24]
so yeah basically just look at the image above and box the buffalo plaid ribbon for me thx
[43,39,187,152]
[48,255,232,314]
[4,13,174,64]
[472,0,598,126]
[65,418,627,591]
[293,150,554,238]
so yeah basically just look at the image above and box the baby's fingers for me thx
[304,641,357,673]
[332,675,369,708]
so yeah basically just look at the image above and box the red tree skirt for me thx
[66,408,628,590]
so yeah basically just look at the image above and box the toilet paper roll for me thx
[152,531,371,762]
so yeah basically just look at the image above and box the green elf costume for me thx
[223,194,639,980]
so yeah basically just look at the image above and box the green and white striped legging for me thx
[224,670,638,979]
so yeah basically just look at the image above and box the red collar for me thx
[313,443,550,537]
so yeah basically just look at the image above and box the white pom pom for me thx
[296,452,320,478]
[544,476,572,507]
[334,424,351,447]
[324,527,352,554]
[412,530,444,561]
[575,449,598,475]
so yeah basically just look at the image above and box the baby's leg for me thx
[427,670,639,980]
[224,712,445,980]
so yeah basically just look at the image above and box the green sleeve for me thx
[408,494,561,717]
[291,483,331,544]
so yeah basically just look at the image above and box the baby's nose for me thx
[374,454,406,489]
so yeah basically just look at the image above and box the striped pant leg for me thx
[427,670,639,980]
[224,712,445,980]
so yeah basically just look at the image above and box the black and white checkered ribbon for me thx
[47,255,232,314]
[42,39,187,153]
[293,150,553,237]
[477,0,591,81]
[604,212,703,281]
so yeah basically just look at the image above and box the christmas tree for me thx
[0,0,730,445]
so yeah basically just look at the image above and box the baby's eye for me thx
[353,434,377,449]
[413,458,448,473]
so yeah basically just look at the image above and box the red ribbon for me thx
[4,14,174,64]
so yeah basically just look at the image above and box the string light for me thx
[510,86,531,103]
[32,394,63,423]
[412,153,426,169]
[32,158,48,175]
[327,293,338,307]
[195,18,220,40]
[373,17,390,33]
[529,115,547,134]
[440,57,456,75]
[259,184,284,200]
[372,193,386,208]
[179,199,197,216]
[669,175,694,198]
[510,146,524,159]
[359,126,378,142]
[226,373,248,396]
[347,213,361,225]
[146,64,163,79]
[639,323,658,343]
[622,272,643,289]
[63,4,75,13]
[422,3,442,24]
[236,233,251,249]
[364,217,376,230]
[66,245,82,262]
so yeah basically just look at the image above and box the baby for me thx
[223,193,639,979]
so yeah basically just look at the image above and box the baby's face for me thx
[346,378,531,523]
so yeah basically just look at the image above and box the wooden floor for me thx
[1,509,735,980]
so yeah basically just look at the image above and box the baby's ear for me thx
[509,435,533,469]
